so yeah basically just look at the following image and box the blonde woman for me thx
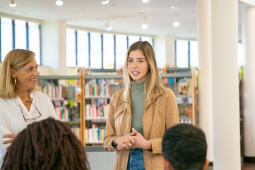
[104,41,179,170]
[0,49,58,167]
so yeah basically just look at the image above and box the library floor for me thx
[205,163,255,170]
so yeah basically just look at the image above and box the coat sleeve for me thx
[165,90,180,129]
[103,96,117,152]
[148,91,179,154]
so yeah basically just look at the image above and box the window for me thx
[141,37,153,46]
[28,22,41,64]
[103,33,114,69]
[176,40,189,68]
[238,43,244,67]
[77,31,89,68]
[90,32,102,69]
[15,20,26,49]
[0,17,41,63]
[1,17,13,62]
[128,35,140,47]
[190,41,198,68]
[66,29,76,67]
[116,34,127,67]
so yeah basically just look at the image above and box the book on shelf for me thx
[165,78,192,96]
[52,100,80,122]
[85,79,124,97]
[86,124,105,143]
[85,98,109,119]
[180,118,192,124]
[38,80,80,100]
[71,127,81,140]
[178,104,193,119]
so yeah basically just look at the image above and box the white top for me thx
[0,91,58,167]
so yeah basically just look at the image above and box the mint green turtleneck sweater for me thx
[130,80,145,135]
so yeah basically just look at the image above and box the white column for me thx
[211,0,240,169]
[41,20,66,75]
[154,35,175,68]
[242,7,255,159]
[197,0,213,162]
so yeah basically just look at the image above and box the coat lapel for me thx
[120,89,132,115]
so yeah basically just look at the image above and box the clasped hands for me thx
[114,128,152,150]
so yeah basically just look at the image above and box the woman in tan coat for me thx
[103,41,179,170]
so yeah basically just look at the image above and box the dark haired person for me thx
[2,117,90,170]
[162,124,209,170]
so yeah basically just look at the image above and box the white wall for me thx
[154,35,175,68]
[41,20,66,75]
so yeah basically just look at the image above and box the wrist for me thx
[112,137,118,147]
[144,140,152,149]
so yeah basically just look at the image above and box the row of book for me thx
[41,85,76,100]
[180,118,193,124]
[55,107,69,121]
[85,83,124,97]
[165,79,192,96]
[85,125,105,143]
[178,104,193,118]
[85,104,109,119]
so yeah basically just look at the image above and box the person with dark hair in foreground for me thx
[162,124,209,170]
[1,117,90,170]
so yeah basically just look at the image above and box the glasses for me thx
[17,101,42,122]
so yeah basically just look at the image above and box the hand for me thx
[130,128,152,150]
[2,134,17,150]
[114,131,137,150]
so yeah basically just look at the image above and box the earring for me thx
[14,78,16,86]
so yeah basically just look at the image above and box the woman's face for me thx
[128,50,149,82]
[12,58,39,91]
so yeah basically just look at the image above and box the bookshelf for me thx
[37,67,199,146]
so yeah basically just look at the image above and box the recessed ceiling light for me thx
[142,0,149,3]
[56,0,63,6]
[173,22,179,27]
[78,12,86,15]
[102,0,109,5]
[170,6,179,9]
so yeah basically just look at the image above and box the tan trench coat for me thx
[103,88,179,170]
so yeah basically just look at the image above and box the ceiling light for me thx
[142,17,148,29]
[142,0,149,3]
[78,12,86,15]
[105,20,112,31]
[173,14,180,27]
[142,24,148,29]
[102,0,109,4]
[170,6,179,10]
[173,22,179,27]
[56,0,63,6]
[9,0,16,7]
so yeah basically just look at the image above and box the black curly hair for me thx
[162,124,207,170]
[2,117,90,170]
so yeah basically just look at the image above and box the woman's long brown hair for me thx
[2,117,90,170]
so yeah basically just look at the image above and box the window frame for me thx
[67,30,154,72]
[0,17,42,64]
[175,40,197,68]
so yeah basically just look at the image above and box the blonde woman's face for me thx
[12,58,39,91]
[128,50,149,82]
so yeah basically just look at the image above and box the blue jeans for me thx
[127,148,145,170]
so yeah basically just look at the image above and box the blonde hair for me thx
[0,49,39,99]
[123,41,169,102]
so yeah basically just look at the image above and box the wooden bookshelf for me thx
[37,67,199,146]
[37,72,191,80]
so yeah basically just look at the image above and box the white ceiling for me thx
[0,0,251,39]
